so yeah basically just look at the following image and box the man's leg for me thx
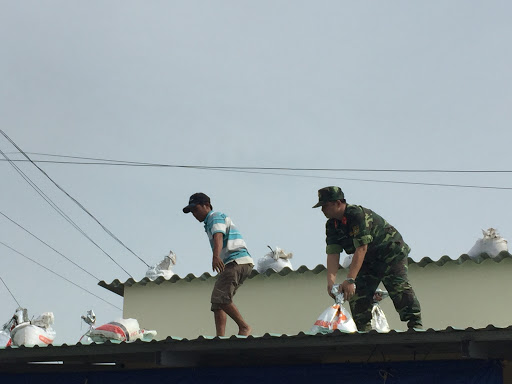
[210,263,253,336]
[382,256,422,329]
[220,302,251,336]
[350,263,381,331]
[213,309,227,336]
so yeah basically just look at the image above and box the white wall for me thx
[123,258,512,339]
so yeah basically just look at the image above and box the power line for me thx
[0,211,100,281]
[2,152,512,191]
[0,147,133,277]
[0,275,21,307]
[204,168,512,191]
[0,134,149,268]
[0,241,122,311]
[5,152,512,173]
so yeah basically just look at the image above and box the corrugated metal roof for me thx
[1,326,512,372]
[98,252,512,297]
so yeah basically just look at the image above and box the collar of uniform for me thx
[334,211,348,228]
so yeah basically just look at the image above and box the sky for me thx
[1,1,511,343]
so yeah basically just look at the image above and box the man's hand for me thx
[327,282,335,299]
[212,255,225,273]
[341,279,356,300]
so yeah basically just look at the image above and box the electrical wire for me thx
[5,152,512,173]
[0,147,132,277]
[0,241,122,311]
[0,132,149,268]
[2,152,512,190]
[0,275,21,307]
[0,211,100,281]
[201,168,512,190]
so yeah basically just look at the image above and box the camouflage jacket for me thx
[325,204,410,260]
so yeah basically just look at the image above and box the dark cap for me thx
[312,186,345,208]
[183,192,211,213]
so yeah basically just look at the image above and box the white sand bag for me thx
[256,246,293,273]
[88,318,142,342]
[146,251,177,280]
[309,285,357,334]
[371,304,390,333]
[0,330,12,347]
[467,228,508,259]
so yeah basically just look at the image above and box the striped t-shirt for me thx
[203,211,253,265]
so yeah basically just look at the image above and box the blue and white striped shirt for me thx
[203,211,253,265]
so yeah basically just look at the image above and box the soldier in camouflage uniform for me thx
[313,186,422,331]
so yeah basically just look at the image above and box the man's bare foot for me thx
[238,325,251,336]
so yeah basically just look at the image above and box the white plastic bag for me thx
[32,312,54,329]
[341,254,353,269]
[3,308,56,347]
[146,251,177,280]
[309,284,358,334]
[371,305,390,333]
[467,228,508,259]
[371,289,390,333]
[256,246,293,273]
[0,330,12,347]
[11,323,56,347]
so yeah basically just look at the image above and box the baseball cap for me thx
[183,192,211,213]
[312,186,345,208]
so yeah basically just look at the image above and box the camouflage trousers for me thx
[350,254,422,331]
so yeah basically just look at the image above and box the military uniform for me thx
[315,187,422,331]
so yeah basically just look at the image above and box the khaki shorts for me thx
[210,262,253,311]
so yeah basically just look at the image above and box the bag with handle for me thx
[371,289,390,333]
[309,284,358,334]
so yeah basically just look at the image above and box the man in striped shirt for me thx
[183,193,253,336]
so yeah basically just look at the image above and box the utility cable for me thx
[201,168,512,191]
[0,211,100,281]
[0,241,122,311]
[0,131,149,268]
[0,275,21,307]
[0,147,132,277]
[2,152,512,190]
[5,152,512,173]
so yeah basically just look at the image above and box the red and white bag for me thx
[309,285,358,334]
[88,318,142,343]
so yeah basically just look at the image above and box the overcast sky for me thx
[1,1,511,343]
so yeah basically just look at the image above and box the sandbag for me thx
[0,330,11,347]
[467,228,508,259]
[2,307,55,347]
[371,289,390,333]
[309,285,357,334]
[146,251,177,280]
[84,314,157,343]
[88,318,142,343]
[256,246,293,273]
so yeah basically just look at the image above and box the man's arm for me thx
[326,253,340,298]
[341,244,368,300]
[212,232,225,273]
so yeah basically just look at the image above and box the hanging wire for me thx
[0,147,132,277]
[0,275,21,307]
[0,131,149,267]
[0,241,121,311]
[6,152,512,173]
[2,151,511,190]
[0,211,100,281]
